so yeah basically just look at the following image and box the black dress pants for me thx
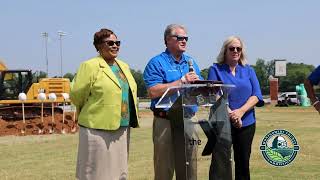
[232,123,256,180]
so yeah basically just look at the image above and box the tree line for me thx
[33,59,317,97]
[252,59,315,94]
[200,59,316,95]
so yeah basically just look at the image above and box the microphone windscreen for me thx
[188,60,194,72]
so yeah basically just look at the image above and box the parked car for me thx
[277,92,298,106]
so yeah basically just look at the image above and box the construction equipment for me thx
[0,60,71,120]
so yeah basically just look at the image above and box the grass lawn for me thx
[0,106,319,180]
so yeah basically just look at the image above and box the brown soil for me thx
[0,111,154,136]
[0,112,78,136]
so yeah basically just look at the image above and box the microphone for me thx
[181,59,195,84]
[188,59,194,72]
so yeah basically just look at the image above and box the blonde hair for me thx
[216,36,247,65]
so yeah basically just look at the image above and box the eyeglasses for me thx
[171,35,189,42]
[228,46,242,52]
[102,40,121,47]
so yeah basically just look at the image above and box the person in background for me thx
[143,24,202,180]
[70,28,139,180]
[304,65,320,113]
[207,36,264,180]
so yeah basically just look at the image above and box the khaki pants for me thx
[76,126,129,180]
[153,116,197,180]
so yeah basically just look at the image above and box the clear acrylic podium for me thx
[155,81,235,180]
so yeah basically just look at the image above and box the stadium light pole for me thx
[58,31,67,77]
[41,32,49,76]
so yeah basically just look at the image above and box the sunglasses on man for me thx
[101,40,121,47]
[171,35,189,42]
[228,46,242,52]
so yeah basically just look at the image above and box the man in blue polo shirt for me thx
[143,24,202,180]
[304,65,320,113]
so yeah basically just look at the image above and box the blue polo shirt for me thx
[208,63,264,127]
[308,65,320,85]
[143,49,202,110]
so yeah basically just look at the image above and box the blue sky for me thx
[1,1,319,76]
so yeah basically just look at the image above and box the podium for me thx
[155,82,235,180]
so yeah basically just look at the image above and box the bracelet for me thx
[313,100,320,106]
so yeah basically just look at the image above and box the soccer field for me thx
[0,107,319,180]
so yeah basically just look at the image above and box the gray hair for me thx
[164,24,187,46]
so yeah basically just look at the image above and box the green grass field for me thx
[0,107,319,180]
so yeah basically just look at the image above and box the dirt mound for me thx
[0,112,78,136]
[0,110,153,136]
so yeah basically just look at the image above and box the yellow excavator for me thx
[0,60,71,120]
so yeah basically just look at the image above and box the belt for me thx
[153,109,169,119]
